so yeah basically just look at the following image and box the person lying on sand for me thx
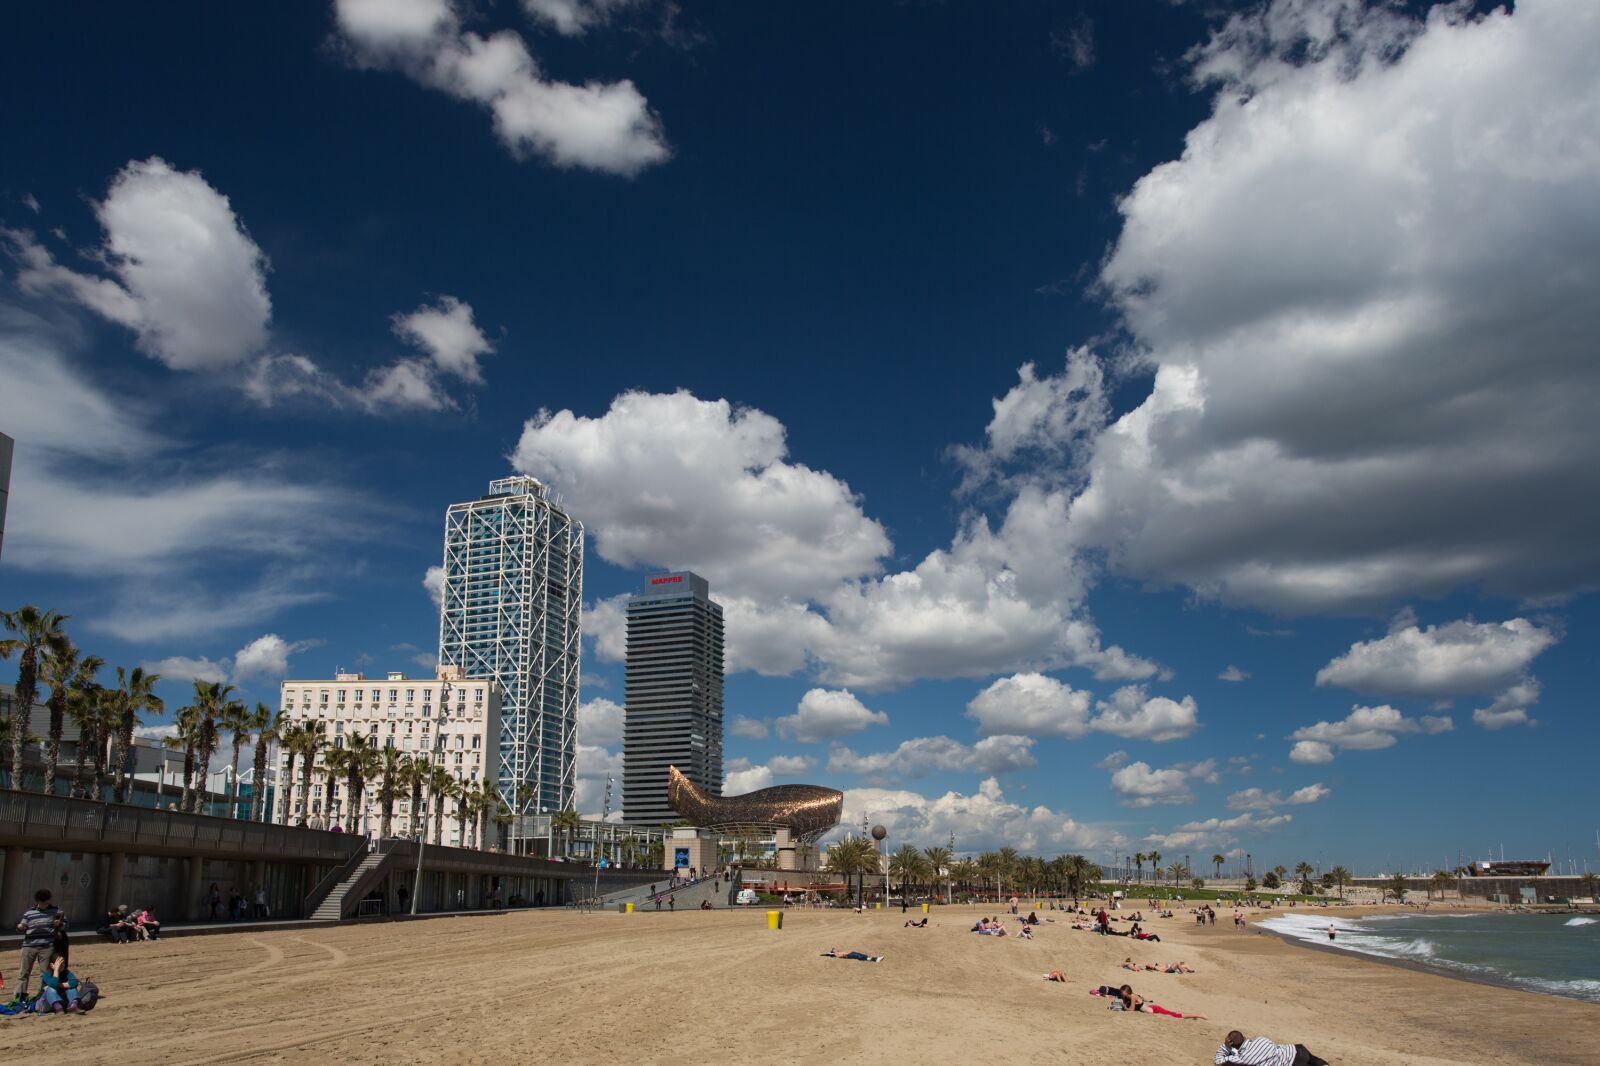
[1118,984,1207,1020]
[1213,1029,1330,1065]
[1042,970,1068,982]
[821,949,884,962]
[904,917,928,928]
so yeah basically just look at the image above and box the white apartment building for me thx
[276,665,501,846]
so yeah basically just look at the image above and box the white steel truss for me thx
[438,476,583,816]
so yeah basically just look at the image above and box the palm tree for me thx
[1212,853,1226,881]
[183,680,235,813]
[551,808,581,858]
[321,744,349,826]
[67,678,110,797]
[109,667,165,803]
[1295,861,1316,894]
[826,835,875,908]
[1,605,71,788]
[222,700,256,818]
[996,847,1019,896]
[1134,852,1146,884]
[1166,861,1184,887]
[278,722,305,823]
[889,844,922,901]
[470,780,501,850]
[923,845,953,903]
[454,778,478,847]
[402,755,427,840]
[41,643,101,798]
[950,858,977,898]
[1429,869,1454,901]
[377,745,407,839]
[249,704,285,822]
[975,851,1001,900]
[427,765,457,845]
[1384,872,1409,903]
[168,703,201,810]
[296,721,327,823]
[343,733,381,834]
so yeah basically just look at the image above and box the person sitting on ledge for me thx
[135,906,161,941]
[1213,1029,1330,1066]
[98,905,134,944]
[700,899,713,910]
[821,949,883,962]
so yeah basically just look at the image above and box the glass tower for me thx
[623,571,724,825]
[438,476,583,815]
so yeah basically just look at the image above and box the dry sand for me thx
[2,903,1595,1065]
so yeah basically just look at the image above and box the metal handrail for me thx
[302,835,373,917]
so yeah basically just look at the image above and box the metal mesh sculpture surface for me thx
[667,766,842,843]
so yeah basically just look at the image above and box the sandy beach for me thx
[2,903,1595,1065]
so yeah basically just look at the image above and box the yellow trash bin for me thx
[874,902,882,910]
[766,910,783,930]
[922,902,930,914]
[625,902,634,913]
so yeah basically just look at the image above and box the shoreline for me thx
[1253,911,1575,1003]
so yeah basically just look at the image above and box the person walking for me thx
[254,886,270,919]
[397,884,410,913]
[14,888,64,1001]
[206,882,222,920]
[668,895,676,912]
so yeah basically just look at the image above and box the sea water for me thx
[1259,911,1600,1003]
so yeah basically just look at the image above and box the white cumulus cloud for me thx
[1089,686,1200,742]
[1288,703,1453,762]
[774,688,889,744]
[9,157,271,370]
[333,0,670,175]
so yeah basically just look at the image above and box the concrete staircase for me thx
[309,848,394,921]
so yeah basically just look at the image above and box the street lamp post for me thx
[591,776,612,909]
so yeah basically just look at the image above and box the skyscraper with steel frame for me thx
[438,476,583,815]
[623,571,724,825]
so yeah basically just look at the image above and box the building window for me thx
[334,736,344,750]
[471,736,481,749]
[474,688,484,702]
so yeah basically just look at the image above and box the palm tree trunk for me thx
[10,647,39,788]
[432,792,445,845]
[180,739,197,812]
[230,738,247,817]
[282,752,298,824]
[251,739,270,822]
[409,776,424,840]
[44,701,65,798]
[300,761,316,824]
[114,710,137,803]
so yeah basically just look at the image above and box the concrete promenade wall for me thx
[0,789,661,926]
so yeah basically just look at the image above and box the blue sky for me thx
[3,0,1598,875]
